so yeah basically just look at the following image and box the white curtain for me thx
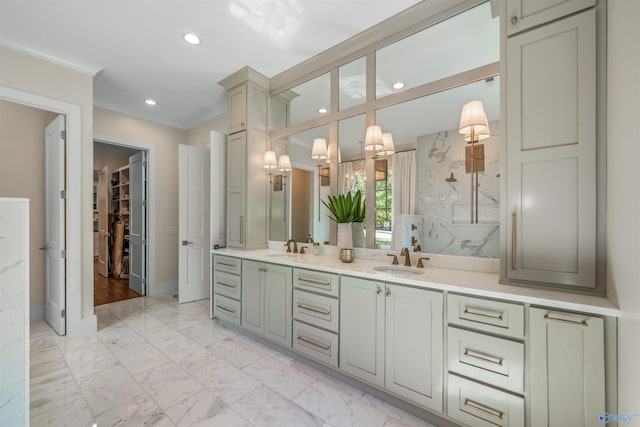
[391,151,416,249]
[338,161,354,195]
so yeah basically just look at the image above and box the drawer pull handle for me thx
[297,335,330,350]
[463,349,503,366]
[464,398,504,420]
[298,277,330,286]
[297,304,330,315]
[217,261,236,267]
[216,281,236,288]
[463,308,503,321]
[544,313,588,327]
[216,305,236,314]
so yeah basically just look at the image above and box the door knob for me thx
[181,240,194,246]
[38,245,46,251]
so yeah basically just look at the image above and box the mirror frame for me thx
[268,0,499,249]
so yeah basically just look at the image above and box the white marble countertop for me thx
[212,248,620,317]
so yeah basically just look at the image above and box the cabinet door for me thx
[226,132,246,248]
[506,0,594,35]
[263,264,292,347]
[529,307,605,427]
[241,261,263,335]
[506,10,596,288]
[339,276,385,387]
[385,285,443,411]
[228,84,247,134]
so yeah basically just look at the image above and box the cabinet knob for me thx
[376,288,382,295]
[385,289,391,297]
[511,16,519,25]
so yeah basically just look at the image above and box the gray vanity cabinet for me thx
[340,277,443,411]
[529,307,605,427]
[219,67,270,250]
[504,7,597,289]
[506,0,594,35]
[241,260,293,347]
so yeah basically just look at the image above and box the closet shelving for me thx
[111,165,130,278]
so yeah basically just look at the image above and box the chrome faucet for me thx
[399,247,411,266]
[285,239,298,253]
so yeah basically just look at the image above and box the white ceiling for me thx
[0,0,422,129]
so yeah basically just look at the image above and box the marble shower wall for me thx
[415,121,500,258]
[0,198,29,425]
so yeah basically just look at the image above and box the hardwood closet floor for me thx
[94,260,141,306]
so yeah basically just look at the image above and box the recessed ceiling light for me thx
[182,33,201,45]
[144,99,157,106]
[392,81,405,90]
[318,108,328,114]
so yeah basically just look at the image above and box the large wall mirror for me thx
[268,0,500,257]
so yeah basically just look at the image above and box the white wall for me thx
[0,100,57,318]
[606,0,640,412]
[94,107,187,292]
[186,113,227,148]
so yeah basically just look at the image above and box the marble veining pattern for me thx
[30,296,437,427]
[416,121,500,258]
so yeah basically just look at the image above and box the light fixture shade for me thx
[311,138,328,159]
[459,100,487,135]
[364,125,384,151]
[380,132,395,156]
[464,114,491,142]
[263,150,277,169]
[278,154,292,171]
[325,145,331,163]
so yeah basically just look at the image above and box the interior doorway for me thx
[93,141,148,306]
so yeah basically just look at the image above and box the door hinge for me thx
[143,160,148,167]
[60,130,66,139]
[60,190,66,199]
[142,200,147,206]
[61,309,66,318]
[142,239,147,245]
[142,278,147,285]
[60,249,66,259]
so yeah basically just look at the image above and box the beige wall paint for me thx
[93,147,130,173]
[607,0,640,412]
[0,46,96,321]
[0,100,57,314]
[94,107,188,288]
[186,113,227,149]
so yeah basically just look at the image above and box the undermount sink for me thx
[373,266,425,275]
[267,253,298,258]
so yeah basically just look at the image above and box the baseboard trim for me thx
[30,305,44,321]
[149,280,178,297]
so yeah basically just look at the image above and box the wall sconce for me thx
[380,132,395,157]
[263,150,277,173]
[364,125,384,155]
[459,100,489,224]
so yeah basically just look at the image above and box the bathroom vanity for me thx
[211,247,618,427]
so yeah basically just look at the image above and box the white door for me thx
[178,144,210,303]
[129,151,146,295]
[97,166,109,277]
[44,115,66,335]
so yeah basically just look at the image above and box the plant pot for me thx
[352,222,364,248]
[337,222,353,249]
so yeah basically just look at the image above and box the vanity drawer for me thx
[448,374,524,427]
[448,327,524,394]
[293,321,338,368]
[448,294,524,339]
[293,268,339,297]
[213,294,241,326]
[214,255,241,275]
[214,271,241,299]
[293,290,339,333]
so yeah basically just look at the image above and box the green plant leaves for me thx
[322,190,366,223]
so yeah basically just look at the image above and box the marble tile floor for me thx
[30,295,437,427]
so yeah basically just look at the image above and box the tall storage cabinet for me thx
[529,307,605,426]
[503,4,598,289]
[219,67,270,250]
[339,276,443,411]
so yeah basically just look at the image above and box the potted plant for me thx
[322,190,366,249]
